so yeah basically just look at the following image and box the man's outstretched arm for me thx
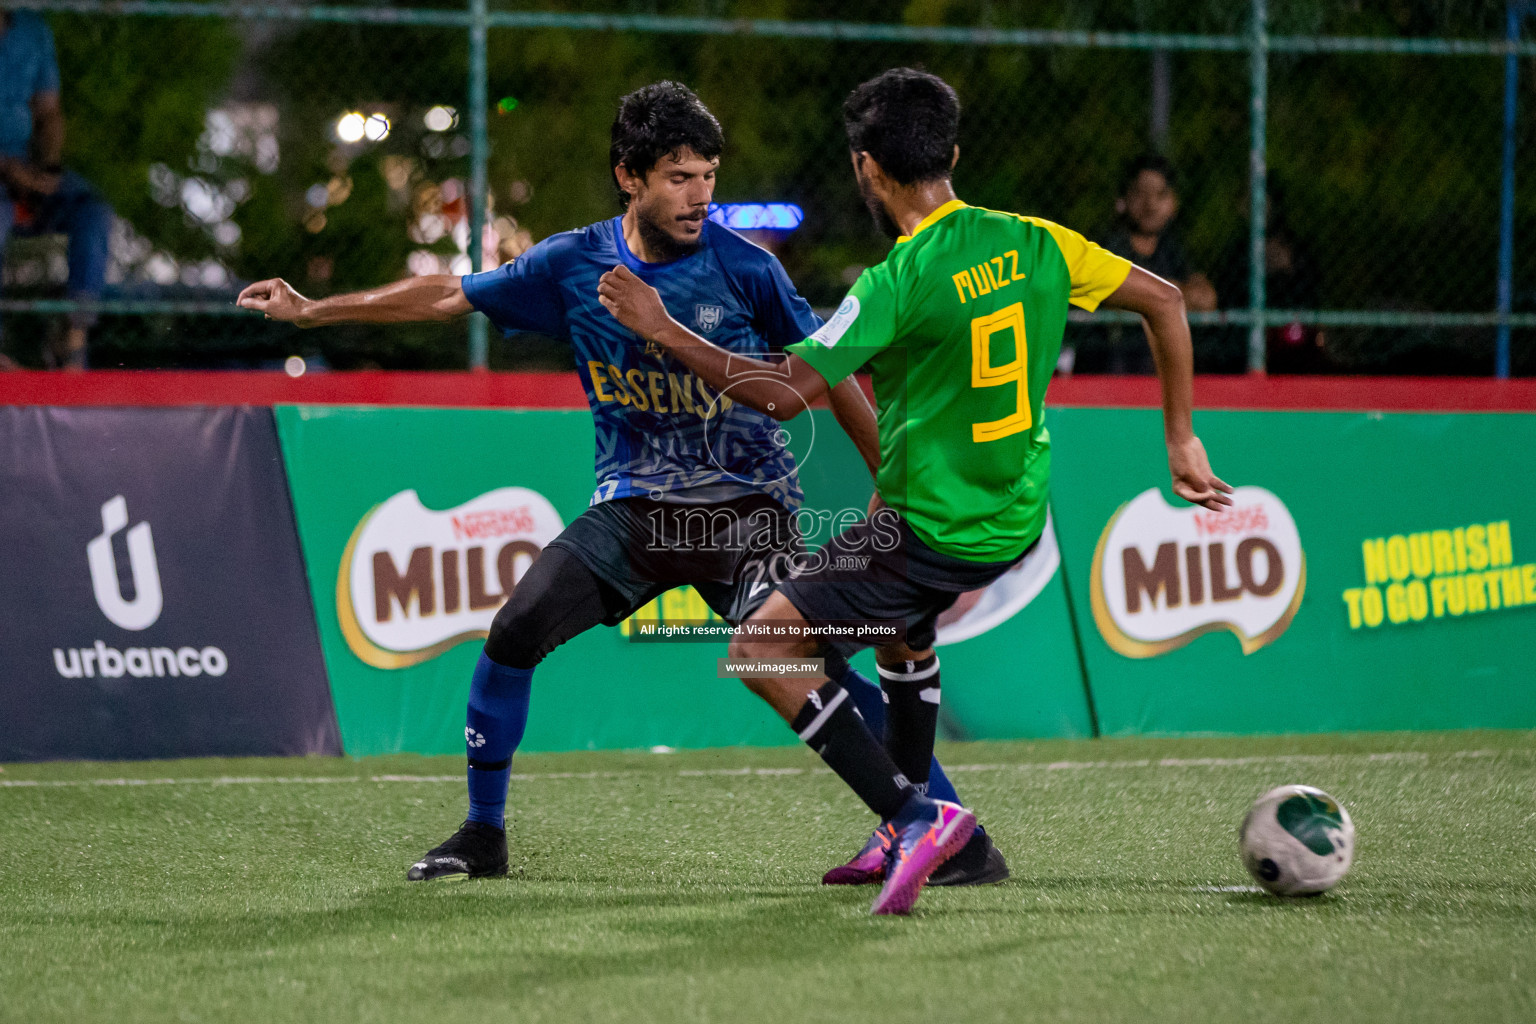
[598,264,830,421]
[1100,265,1234,512]
[828,377,881,478]
[236,275,473,327]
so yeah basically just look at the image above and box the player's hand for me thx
[597,265,675,342]
[1167,435,1234,511]
[867,491,884,519]
[237,278,315,326]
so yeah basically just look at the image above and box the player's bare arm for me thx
[236,274,473,327]
[597,263,831,420]
[1101,265,1234,512]
[827,378,881,478]
[826,377,884,515]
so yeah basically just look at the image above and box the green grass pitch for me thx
[3,730,1534,1023]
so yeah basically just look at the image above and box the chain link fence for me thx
[1,0,1533,375]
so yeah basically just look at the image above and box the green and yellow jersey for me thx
[788,200,1131,562]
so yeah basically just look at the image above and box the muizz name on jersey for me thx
[952,250,1027,305]
[586,361,737,418]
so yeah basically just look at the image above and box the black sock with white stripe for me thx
[877,655,941,794]
[790,681,913,820]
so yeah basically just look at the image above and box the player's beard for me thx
[858,174,902,240]
[634,202,704,261]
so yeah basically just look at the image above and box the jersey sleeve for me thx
[785,264,898,388]
[1032,219,1134,311]
[747,253,823,352]
[460,238,566,337]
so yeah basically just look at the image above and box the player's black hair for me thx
[1120,152,1178,195]
[843,68,960,185]
[609,81,724,208]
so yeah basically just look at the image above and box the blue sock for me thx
[834,661,962,807]
[464,652,533,829]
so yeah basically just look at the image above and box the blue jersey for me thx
[463,217,821,509]
[0,12,60,159]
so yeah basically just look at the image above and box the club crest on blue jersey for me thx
[695,304,724,332]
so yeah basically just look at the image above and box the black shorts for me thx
[778,508,1032,654]
[545,494,799,626]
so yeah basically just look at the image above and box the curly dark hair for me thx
[609,81,724,208]
[843,68,960,185]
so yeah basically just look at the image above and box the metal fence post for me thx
[1247,0,1268,373]
[467,0,490,370]
[1496,3,1527,380]
[1150,49,1171,150]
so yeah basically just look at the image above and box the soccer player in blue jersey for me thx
[238,82,1005,887]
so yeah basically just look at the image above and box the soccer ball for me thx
[1239,784,1354,896]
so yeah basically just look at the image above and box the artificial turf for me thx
[2,730,1533,1023]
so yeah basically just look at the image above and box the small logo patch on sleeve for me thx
[809,296,860,348]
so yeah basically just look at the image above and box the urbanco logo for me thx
[86,495,163,630]
[337,487,565,669]
[54,494,228,680]
[1090,487,1305,658]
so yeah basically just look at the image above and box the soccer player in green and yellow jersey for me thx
[599,68,1232,914]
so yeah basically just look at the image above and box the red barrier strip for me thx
[0,370,588,409]
[1047,375,1536,411]
[0,370,1532,412]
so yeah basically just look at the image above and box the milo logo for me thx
[1090,486,1305,658]
[337,488,564,668]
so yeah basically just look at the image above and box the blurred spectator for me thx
[1070,153,1217,374]
[1216,182,1328,374]
[1106,154,1218,311]
[1,10,112,370]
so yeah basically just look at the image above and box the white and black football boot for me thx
[406,821,508,881]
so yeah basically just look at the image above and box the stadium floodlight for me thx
[364,113,391,142]
[335,112,367,143]
[707,203,805,231]
[425,105,458,132]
